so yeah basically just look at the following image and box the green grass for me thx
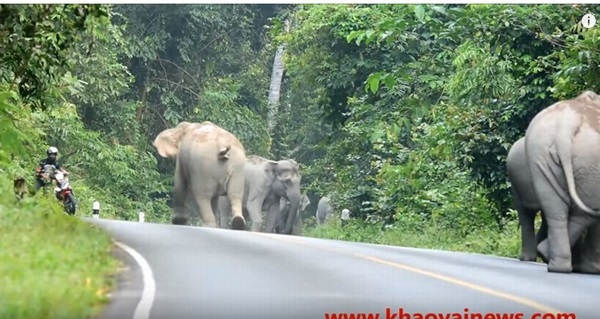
[0,186,121,319]
[303,211,535,260]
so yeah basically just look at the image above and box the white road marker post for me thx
[139,211,145,223]
[92,201,100,219]
[341,208,350,227]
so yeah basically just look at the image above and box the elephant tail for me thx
[556,122,599,216]
[216,135,232,160]
[218,145,231,160]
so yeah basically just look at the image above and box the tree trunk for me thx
[267,19,290,137]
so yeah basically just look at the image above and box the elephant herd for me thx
[508,90,600,274]
[152,120,312,235]
[151,90,600,274]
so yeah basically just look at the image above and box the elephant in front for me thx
[508,136,600,272]
[316,195,332,225]
[153,121,246,230]
[524,91,600,273]
[218,155,302,234]
[276,193,310,235]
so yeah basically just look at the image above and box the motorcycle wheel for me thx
[64,193,77,215]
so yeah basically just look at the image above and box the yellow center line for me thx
[253,233,563,315]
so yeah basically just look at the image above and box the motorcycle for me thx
[40,164,77,215]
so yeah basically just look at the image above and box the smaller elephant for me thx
[316,195,333,225]
[507,137,548,261]
[153,121,246,230]
[276,193,310,235]
[218,156,302,234]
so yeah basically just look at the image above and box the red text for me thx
[323,308,577,319]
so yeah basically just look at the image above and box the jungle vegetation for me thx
[2,4,600,263]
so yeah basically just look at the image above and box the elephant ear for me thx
[276,163,295,181]
[284,159,300,175]
[265,161,293,186]
[153,122,192,158]
[264,160,279,178]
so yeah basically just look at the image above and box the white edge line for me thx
[115,241,156,319]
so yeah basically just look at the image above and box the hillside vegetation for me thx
[1,4,599,316]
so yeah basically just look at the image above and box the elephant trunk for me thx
[283,191,301,235]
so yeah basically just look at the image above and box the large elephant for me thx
[218,155,302,234]
[153,121,246,230]
[508,136,600,272]
[316,195,332,225]
[525,91,600,272]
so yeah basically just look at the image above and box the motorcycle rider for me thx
[34,146,68,193]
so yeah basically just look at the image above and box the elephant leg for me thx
[226,171,246,231]
[566,212,597,249]
[537,209,592,272]
[275,204,288,233]
[537,215,570,272]
[516,202,538,261]
[246,201,263,232]
[535,213,548,246]
[244,189,265,232]
[172,163,190,225]
[281,204,296,235]
[211,196,222,228]
[192,195,217,228]
[219,197,232,229]
[534,214,548,260]
[292,216,302,236]
[570,224,590,274]
[264,202,281,233]
[533,180,572,272]
[573,222,600,274]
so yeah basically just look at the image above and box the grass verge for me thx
[303,211,532,259]
[0,184,121,319]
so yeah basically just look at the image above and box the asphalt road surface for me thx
[85,218,599,319]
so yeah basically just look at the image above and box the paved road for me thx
[86,218,599,319]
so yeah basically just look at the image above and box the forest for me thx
[2,4,600,258]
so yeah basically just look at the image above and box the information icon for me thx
[582,13,597,29]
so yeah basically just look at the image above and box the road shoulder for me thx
[94,243,145,319]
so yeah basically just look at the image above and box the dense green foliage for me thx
[279,4,600,234]
[2,4,600,260]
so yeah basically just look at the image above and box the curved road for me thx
[86,218,598,319]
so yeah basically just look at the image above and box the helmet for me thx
[47,146,58,155]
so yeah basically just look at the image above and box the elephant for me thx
[524,90,600,272]
[508,136,600,272]
[507,137,549,261]
[276,193,310,235]
[153,121,246,230]
[316,195,332,225]
[217,155,302,234]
